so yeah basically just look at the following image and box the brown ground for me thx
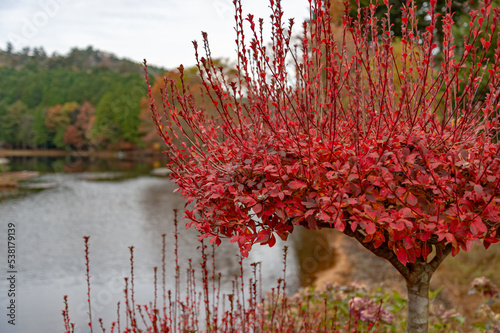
[313,230,405,293]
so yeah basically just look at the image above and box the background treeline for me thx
[0,45,167,150]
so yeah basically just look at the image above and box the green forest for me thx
[0,45,167,151]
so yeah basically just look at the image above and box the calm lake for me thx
[0,156,333,333]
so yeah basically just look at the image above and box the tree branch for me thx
[429,243,453,272]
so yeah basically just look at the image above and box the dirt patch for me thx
[312,230,405,294]
[0,171,40,190]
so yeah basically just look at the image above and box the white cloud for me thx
[0,0,309,68]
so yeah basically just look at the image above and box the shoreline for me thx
[0,171,40,190]
[0,148,163,159]
[0,148,166,190]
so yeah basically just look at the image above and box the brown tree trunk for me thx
[405,264,432,333]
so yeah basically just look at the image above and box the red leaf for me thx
[350,221,358,232]
[288,180,307,190]
[422,243,432,260]
[317,212,330,222]
[305,209,316,218]
[365,222,376,235]
[445,233,455,243]
[396,247,408,265]
[399,207,412,217]
[472,216,487,234]
[462,239,473,252]
[228,185,237,195]
[406,192,418,206]
[210,236,222,246]
[480,38,491,49]
[239,196,257,206]
[391,221,405,231]
[335,218,345,232]
[275,208,286,219]
[256,230,270,243]
[483,236,499,250]
[373,232,385,248]
[264,165,275,172]
[264,205,275,217]
[474,184,484,196]
[420,232,431,241]
[307,215,317,230]
[253,203,263,214]
[484,237,500,244]
[267,234,276,247]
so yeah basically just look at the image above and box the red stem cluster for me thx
[146,0,500,266]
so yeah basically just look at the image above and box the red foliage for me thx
[63,124,84,147]
[75,101,96,135]
[63,101,96,148]
[146,0,500,264]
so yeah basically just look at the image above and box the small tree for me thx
[146,0,500,331]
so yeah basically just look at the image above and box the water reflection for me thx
[5,155,162,174]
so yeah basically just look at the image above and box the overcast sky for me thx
[0,0,310,69]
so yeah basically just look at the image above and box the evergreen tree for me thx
[0,101,28,147]
[33,108,50,148]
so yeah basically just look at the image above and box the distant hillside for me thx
[0,44,166,77]
[0,44,236,152]
[0,44,167,150]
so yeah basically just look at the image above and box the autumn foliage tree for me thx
[63,101,96,149]
[146,0,500,331]
[45,101,80,148]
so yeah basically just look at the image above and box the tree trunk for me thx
[405,261,434,333]
[331,224,453,333]
[406,273,431,332]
